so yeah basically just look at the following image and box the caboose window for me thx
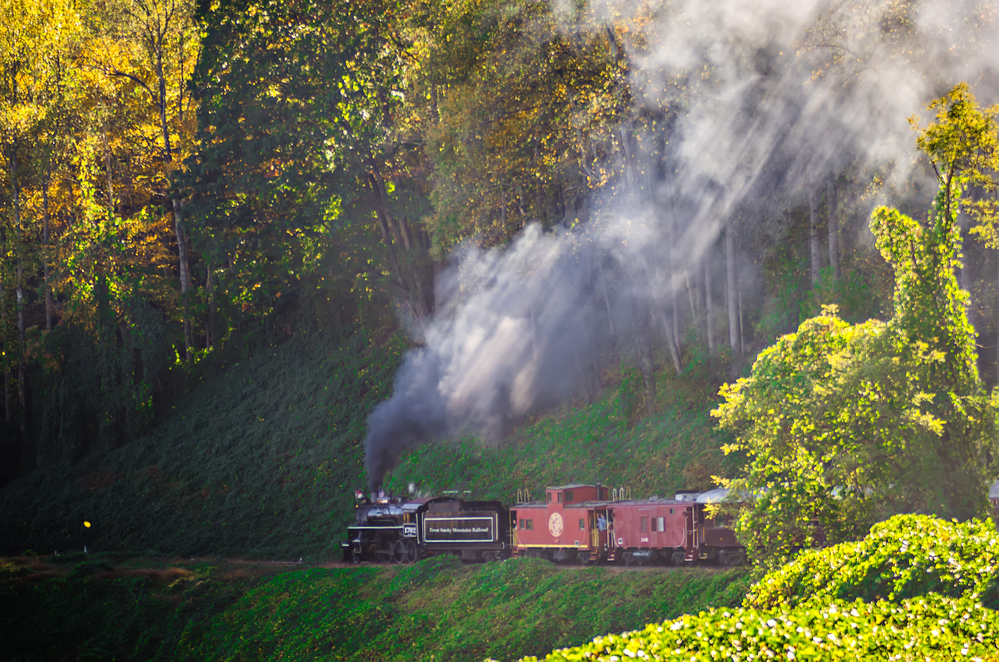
[519,519,525,529]
[579,519,585,530]
[547,493,552,503]
[641,517,648,532]
[669,508,674,515]
[557,493,563,503]
[565,491,574,503]
[656,517,665,532]
[526,519,534,530]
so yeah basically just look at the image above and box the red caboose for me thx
[511,484,744,565]
[608,489,742,565]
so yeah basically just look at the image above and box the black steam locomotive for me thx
[344,493,510,563]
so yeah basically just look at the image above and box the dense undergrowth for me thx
[0,330,407,559]
[0,555,749,662]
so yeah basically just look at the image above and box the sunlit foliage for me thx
[713,174,996,564]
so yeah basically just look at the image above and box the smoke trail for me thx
[364,0,999,489]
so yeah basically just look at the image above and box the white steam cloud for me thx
[364,0,999,489]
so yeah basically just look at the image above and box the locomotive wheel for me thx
[405,540,418,563]
[392,540,407,564]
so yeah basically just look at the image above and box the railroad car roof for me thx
[511,498,699,508]
[586,499,697,507]
[696,488,731,503]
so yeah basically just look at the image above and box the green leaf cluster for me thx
[746,514,999,608]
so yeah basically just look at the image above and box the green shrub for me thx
[745,514,999,609]
[520,594,999,662]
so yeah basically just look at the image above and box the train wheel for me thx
[405,540,418,564]
[351,547,362,564]
[671,550,686,566]
[725,549,745,566]
[392,540,406,564]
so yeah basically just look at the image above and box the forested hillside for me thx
[1,0,999,560]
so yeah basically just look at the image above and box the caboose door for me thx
[591,508,610,553]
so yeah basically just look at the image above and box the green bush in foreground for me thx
[519,594,999,661]
[518,515,999,662]
[745,514,999,609]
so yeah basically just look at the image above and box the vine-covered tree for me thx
[713,95,998,562]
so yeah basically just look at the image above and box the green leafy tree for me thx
[410,0,630,252]
[910,83,999,382]
[181,0,432,342]
[713,165,995,565]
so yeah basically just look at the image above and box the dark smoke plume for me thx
[365,0,999,489]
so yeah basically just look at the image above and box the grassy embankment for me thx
[0,328,748,661]
[0,554,749,662]
[0,329,735,560]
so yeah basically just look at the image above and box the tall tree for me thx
[86,0,198,357]
[912,84,999,383]
[183,0,427,339]
[0,0,82,462]
[715,174,994,566]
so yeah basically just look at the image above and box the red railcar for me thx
[511,484,612,563]
[511,484,744,566]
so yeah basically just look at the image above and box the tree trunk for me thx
[684,270,697,317]
[664,173,681,346]
[172,198,192,360]
[809,185,821,287]
[2,286,8,425]
[704,253,715,352]
[725,217,740,352]
[654,304,683,375]
[157,43,171,161]
[827,178,838,282]
[16,265,25,450]
[738,268,745,354]
[635,304,656,417]
[12,153,26,461]
[205,264,216,349]
[43,166,53,331]
[598,260,615,337]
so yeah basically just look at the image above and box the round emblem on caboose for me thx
[548,512,564,537]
